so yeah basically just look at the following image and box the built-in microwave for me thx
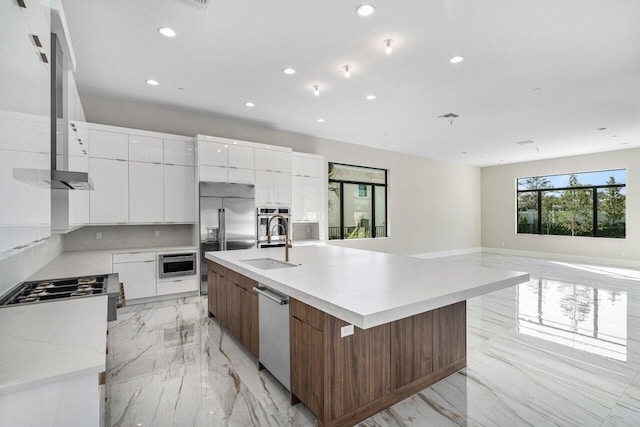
[158,252,197,278]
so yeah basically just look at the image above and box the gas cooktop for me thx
[0,273,121,321]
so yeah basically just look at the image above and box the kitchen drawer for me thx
[156,277,198,296]
[113,251,156,263]
[239,274,258,291]
[290,298,325,331]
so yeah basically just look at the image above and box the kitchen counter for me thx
[28,245,198,281]
[206,245,529,329]
[0,295,108,395]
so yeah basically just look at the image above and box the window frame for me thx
[516,170,626,238]
[328,162,388,240]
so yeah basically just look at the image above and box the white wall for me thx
[79,93,481,256]
[481,148,639,263]
[0,236,63,296]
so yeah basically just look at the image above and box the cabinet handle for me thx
[152,162,162,165]
[144,260,154,263]
[229,166,237,169]
[116,159,127,162]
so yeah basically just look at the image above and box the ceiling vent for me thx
[175,0,211,11]
[438,112,459,125]
[515,140,534,145]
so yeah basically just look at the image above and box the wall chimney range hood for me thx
[50,33,93,191]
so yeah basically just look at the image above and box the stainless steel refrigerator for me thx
[199,182,256,294]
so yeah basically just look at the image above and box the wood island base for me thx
[289,298,467,427]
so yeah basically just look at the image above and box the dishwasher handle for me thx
[253,287,289,305]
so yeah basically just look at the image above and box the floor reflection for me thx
[518,279,627,361]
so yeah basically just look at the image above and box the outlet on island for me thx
[155,229,160,238]
[95,232,102,240]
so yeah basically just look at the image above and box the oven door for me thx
[158,253,197,278]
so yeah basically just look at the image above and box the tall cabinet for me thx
[0,0,51,255]
[291,153,326,241]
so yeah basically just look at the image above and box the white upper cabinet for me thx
[129,161,163,223]
[274,171,292,205]
[89,158,129,224]
[89,129,128,160]
[129,135,163,163]
[273,151,291,173]
[228,144,254,169]
[292,153,323,177]
[255,170,291,205]
[198,141,228,167]
[164,139,194,166]
[164,164,195,223]
[228,168,255,185]
[68,155,89,226]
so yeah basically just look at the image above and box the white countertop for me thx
[28,245,198,281]
[206,246,529,329]
[0,296,108,395]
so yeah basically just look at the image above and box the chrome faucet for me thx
[267,214,292,262]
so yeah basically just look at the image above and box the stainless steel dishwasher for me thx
[253,285,290,390]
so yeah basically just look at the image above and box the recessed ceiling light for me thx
[461,151,468,155]
[366,94,376,100]
[343,65,351,78]
[449,56,464,64]
[313,85,320,96]
[534,88,542,92]
[384,39,393,54]
[158,27,176,38]
[612,134,619,138]
[177,87,184,91]
[145,79,159,86]
[598,127,607,131]
[317,118,325,123]
[283,67,296,75]
[356,4,375,17]
[245,102,255,107]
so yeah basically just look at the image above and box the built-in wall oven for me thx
[158,252,197,278]
[257,206,291,248]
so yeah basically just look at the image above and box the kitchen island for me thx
[206,245,528,426]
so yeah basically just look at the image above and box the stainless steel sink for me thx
[241,258,299,270]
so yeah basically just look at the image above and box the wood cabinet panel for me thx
[290,317,324,418]
[216,277,229,326]
[207,272,217,317]
[325,318,391,420]
[290,298,326,331]
[390,311,433,389]
[226,279,242,339]
[241,288,259,358]
[433,301,466,370]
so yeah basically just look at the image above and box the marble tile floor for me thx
[105,253,640,426]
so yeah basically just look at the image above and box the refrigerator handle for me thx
[219,208,226,250]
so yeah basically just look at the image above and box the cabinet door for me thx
[228,145,254,169]
[89,130,128,160]
[273,151,291,173]
[291,176,304,221]
[241,287,259,358]
[198,141,227,167]
[274,172,291,205]
[304,157,323,178]
[199,165,228,183]
[254,148,273,171]
[90,158,129,223]
[303,176,320,221]
[164,164,195,223]
[255,170,273,204]
[227,281,242,339]
[207,272,217,317]
[292,155,304,177]
[68,155,89,226]
[129,135,163,163]
[113,260,157,300]
[228,168,254,185]
[129,161,163,223]
[164,139,194,166]
[290,317,324,418]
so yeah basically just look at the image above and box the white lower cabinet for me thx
[129,161,163,223]
[90,158,129,224]
[164,164,195,222]
[112,252,157,300]
[156,278,198,296]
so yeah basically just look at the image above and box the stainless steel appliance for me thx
[257,206,291,248]
[158,252,197,278]
[0,273,121,321]
[199,182,256,294]
[253,285,290,390]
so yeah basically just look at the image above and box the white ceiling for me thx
[61,0,640,166]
